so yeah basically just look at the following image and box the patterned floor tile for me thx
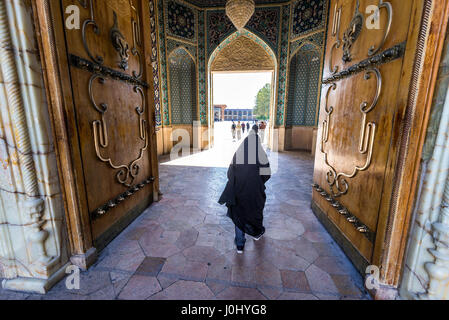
[277,292,318,300]
[330,274,364,298]
[0,151,369,300]
[305,264,339,295]
[118,275,162,300]
[216,287,267,300]
[135,257,167,277]
[149,280,215,300]
[280,270,311,292]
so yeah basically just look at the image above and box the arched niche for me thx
[287,43,321,127]
[168,47,198,125]
[285,42,322,151]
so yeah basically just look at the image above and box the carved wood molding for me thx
[384,0,449,289]
[32,0,95,261]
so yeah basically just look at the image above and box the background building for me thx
[213,104,227,121]
[223,108,255,122]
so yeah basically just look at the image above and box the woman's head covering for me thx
[252,124,259,133]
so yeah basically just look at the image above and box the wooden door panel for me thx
[318,58,405,229]
[324,0,413,80]
[61,0,154,244]
[70,69,152,234]
[63,0,142,77]
[313,0,417,266]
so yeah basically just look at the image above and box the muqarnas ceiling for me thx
[210,36,275,72]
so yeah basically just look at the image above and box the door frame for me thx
[31,0,449,295]
[312,0,449,299]
[31,0,160,269]
[372,0,449,293]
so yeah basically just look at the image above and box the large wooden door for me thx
[312,0,423,272]
[59,0,156,248]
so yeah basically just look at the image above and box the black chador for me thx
[219,127,271,237]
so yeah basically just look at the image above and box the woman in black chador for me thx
[219,125,271,254]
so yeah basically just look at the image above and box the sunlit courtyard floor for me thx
[162,121,261,168]
[0,122,370,300]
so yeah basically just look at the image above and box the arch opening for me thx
[207,29,278,150]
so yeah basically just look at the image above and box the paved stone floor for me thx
[0,148,370,300]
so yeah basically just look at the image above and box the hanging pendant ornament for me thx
[226,0,255,30]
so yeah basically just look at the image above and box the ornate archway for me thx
[207,29,278,149]
[210,36,275,72]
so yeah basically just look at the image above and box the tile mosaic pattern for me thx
[286,56,298,127]
[206,10,236,57]
[158,0,170,125]
[185,0,288,7]
[246,7,281,53]
[206,7,281,58]
[156,1,329,129]
[198,10,207,125]
[2,152,370,300]
[287,45,321,127]
[166,0,196,41]
[275,5,291,126]
[290,31,324,56]
[167,38,197,60]
[168,48,197,125]
[291,0,327,38]
[149,0,162,128]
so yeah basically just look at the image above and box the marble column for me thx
[0,0,70,294]
[400,29,449,300]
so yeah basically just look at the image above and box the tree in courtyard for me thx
[254,83,271,120]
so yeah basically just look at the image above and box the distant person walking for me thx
[236,121,243,140]
[259,121,267,144]
[246,122,250,131]
[231,122,236,141]
[242,123,246,134]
